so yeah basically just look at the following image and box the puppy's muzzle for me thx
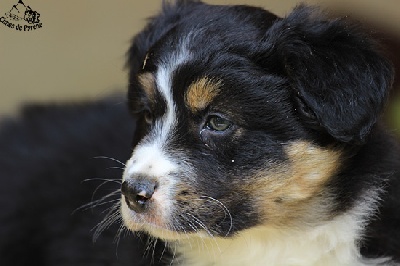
[121,176,158,213]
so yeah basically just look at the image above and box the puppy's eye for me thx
[205,115,232,131]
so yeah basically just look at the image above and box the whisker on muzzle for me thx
[93,202,122,242]
[93,155,126,166]
[200,195,233,237]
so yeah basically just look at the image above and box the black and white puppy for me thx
[2,1,399,266]
[120,1,400,265]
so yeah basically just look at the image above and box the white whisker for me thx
[82,178,122,184]
[93,202,121,242]
[106,166,125,170]
[93,156,126,166]
[200,196,233,236]
[185,212,221,255]
[74,190,120,213]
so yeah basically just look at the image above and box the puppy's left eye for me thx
[205,115,232,131]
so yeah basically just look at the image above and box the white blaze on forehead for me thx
[124,42,191,178]
[124,144,178,179]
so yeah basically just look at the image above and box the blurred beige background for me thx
[1,0,400,128]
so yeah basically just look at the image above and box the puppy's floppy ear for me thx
[258,5,394,144]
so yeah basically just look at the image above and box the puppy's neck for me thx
[171,203,388,266]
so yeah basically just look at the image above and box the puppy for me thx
[0,1,399,266]
[121,1,400,265]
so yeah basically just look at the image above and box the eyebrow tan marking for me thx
[185,77,222,112]
[138,72,156,100]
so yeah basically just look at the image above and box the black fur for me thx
[1,1,399,265]
[0,98,168,265]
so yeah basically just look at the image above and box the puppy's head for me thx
[121,1,393,240]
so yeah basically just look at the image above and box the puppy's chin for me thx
[121,199,197,241]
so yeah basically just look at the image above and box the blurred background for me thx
[1,0,399,136]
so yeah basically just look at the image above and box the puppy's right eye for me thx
[200,115,234,149]
[205,115,232,132]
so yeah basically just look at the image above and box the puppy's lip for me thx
[121,199,169,229]
[121,200,207,240]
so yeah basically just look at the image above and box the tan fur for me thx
[185,77,222,112]
[138,72,156,100]
[252,141,342,226]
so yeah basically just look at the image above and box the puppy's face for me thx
[121,44,341,240]
[120,3,392,240]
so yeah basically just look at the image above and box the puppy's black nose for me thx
[121,178,157,213]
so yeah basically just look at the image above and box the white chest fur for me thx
[173,210,390,266]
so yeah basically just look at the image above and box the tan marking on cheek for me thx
[138,72,156,100]
[185,77,222,112]
[252,141,342,226]
[283,141,341,200]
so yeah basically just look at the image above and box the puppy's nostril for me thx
[121,181,130,197]
[136,190,152,203]
[121,179,156,213]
